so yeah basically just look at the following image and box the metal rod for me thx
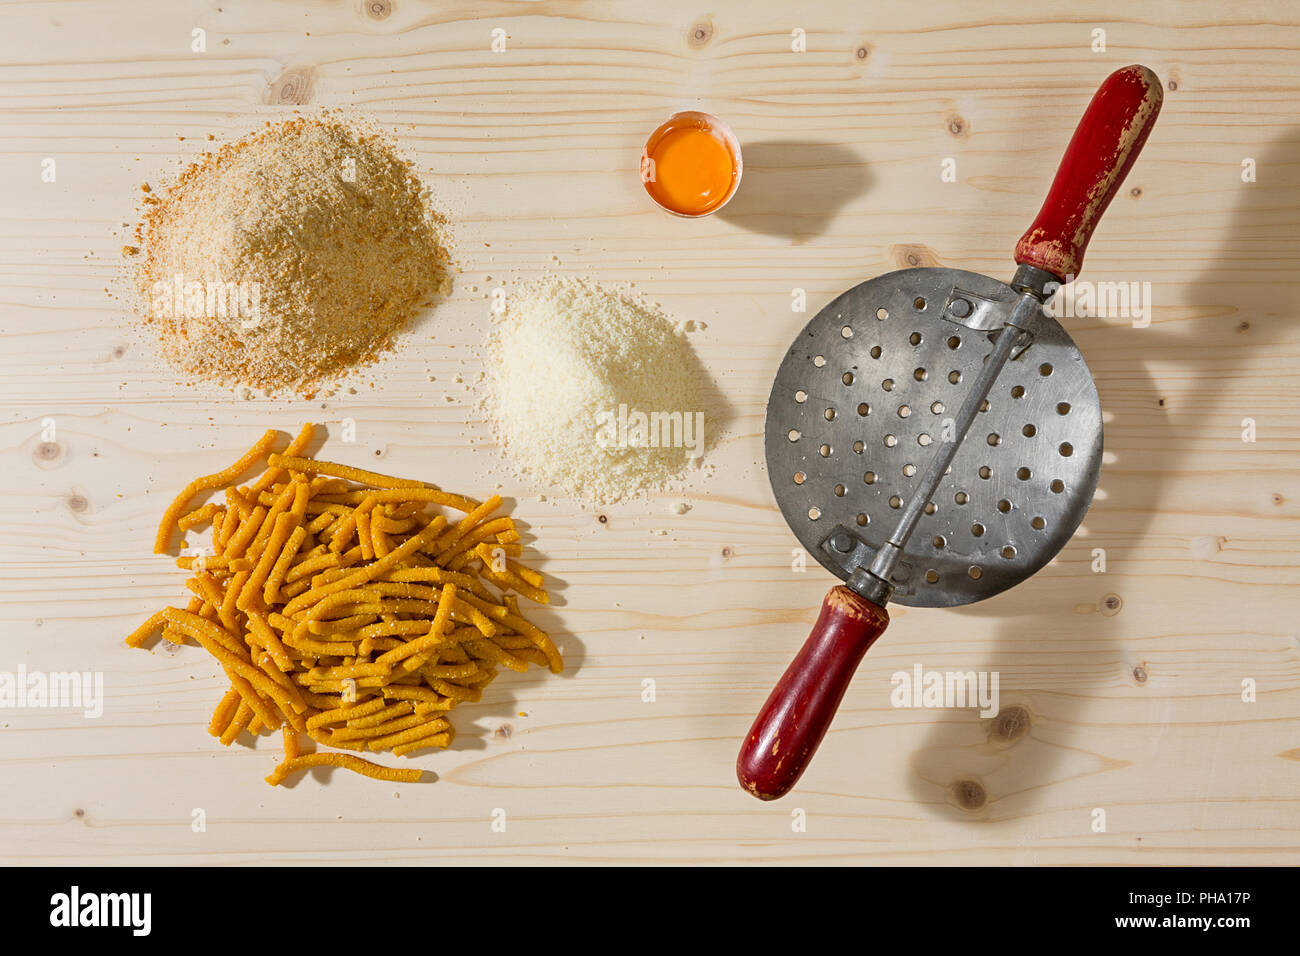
[867,291,1041,586]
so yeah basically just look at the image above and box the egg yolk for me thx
[645,123,736,216]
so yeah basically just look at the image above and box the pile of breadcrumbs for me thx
[128,114,452,393]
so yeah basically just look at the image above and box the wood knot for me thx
[855,45,870,60]
[361,0,392,20]
[111,344,127,359]
[1129,186,1142,198]
[268,65,318,105]
[1133,664,1148,684]
[1237,320,1250,332]
[687,18,713,48]
[1166,76,1179,92]
[891,243,938,269]
[66,495,88,513]
[720,545,733,560]
[951,779,986,810]
[991,705,1030,742]
[493,723,512,739]
[34,441,62,466]
[597,513,608,524]
[1100,593,1122,616]
[946,114,967,137]
[73,808,86,819]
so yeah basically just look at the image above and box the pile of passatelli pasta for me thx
[126,424,559,787]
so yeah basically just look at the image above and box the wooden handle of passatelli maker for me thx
[736,586,890,800]
[1014,64,1163,281]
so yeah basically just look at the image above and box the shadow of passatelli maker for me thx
[739,66,1164,800]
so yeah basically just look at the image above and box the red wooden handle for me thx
[1015,64,1163,282]
[737,585,890,800]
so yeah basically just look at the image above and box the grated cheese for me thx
[483,277,707,504]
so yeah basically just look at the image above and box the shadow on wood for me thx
[717,140,873,243]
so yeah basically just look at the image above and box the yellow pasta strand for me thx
[155,429,279,554]
[266,753,422,786]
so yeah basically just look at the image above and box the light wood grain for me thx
[1,0,1299,865]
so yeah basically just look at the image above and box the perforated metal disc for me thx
[765,268,1102,608]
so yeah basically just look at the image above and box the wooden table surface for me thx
[2,0,1298,865]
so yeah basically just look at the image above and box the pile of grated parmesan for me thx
[483,277,708,504]
[129,114,452,394]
